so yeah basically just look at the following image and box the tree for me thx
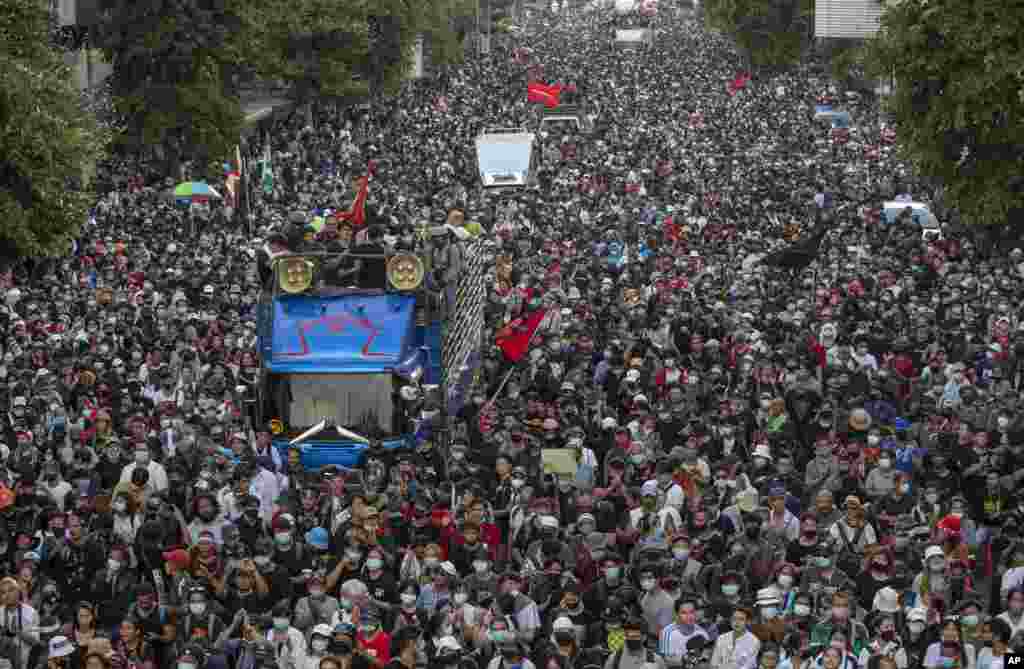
[93,0,244,174]
[0,0,110,259]
[865,0,1024,226]
[703,0,812,70]
[227,0,472,106]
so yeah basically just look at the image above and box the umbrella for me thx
[173,182,221,204]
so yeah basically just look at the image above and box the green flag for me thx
[261,144,273,196]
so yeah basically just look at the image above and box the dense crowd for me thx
[2,5,1024,669]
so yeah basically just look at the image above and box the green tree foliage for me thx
[865,0,1024,226]
[93,0,244,170]
[703,0,812,70]
[0,0,110,258]
[228,0,472,103]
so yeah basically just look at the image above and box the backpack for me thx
[835,521,867,577]
[611,648,656,669]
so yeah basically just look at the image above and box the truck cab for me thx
[539,105,591,136]
[475,128,538,194]
[256,235,486,470]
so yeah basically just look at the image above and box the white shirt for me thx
[119,460,169,492]
[0,603,39,669]
[659,623,709,666]
[266,626,307,669]
[711,631,759,669]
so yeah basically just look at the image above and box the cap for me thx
[48,637,75,659]
[755,586,782,606]
[924,545,945,561]
[162,549,190,569]
[305,527,329,549]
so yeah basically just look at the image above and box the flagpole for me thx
[483,309,547,414]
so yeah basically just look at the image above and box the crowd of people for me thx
[2,3,1024,669]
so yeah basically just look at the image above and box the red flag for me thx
[527,82,561,108]
[496,309,547,362]
[337,174,370,228]
[727,72,751,96]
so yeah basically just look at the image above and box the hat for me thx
[436,636,462,653]
[48,637,75,659]
[755,586,782,607]
[540,515,559,530]
[305,527,329,550]
[162,549,190,569]
[924,545,945,561]
[849,408,872,431]
[873,587,901,613]
[641,480,659,497]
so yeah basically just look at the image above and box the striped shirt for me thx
[659,623,709,665]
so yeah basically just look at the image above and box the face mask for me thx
[423,557,439,568]
[273,618,289,631]
[473,560,490,573]
[761,606,778,619]
[311,639,329,653]
[189,603,206,615]
[878,458,892,469]
[868,435,880,446]
[454,593,468,605]
[673,549,689,561]
[778,575,793,588]
[794,604,811,617]
[275,532,292,546]
[961,614,978,627]
[401,593,417,606]
[309,587,324,598]
[640,579,656,591]
[832,606,849,621]
[908,621,925,635]
[366,558,383,570]
[722,584,739,596]
[605,567,621,580]
[113,500,128,513]
[108,559,122,572]
[135,452,150,465]
[926,494,940,504]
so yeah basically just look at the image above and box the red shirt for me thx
[357,630,391,663]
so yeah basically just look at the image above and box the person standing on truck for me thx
[354,226,389,289]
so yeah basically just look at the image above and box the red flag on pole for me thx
[727,72,751,96]
[527,82,561,108]
[336,174,370,228]
[496,308,547,362]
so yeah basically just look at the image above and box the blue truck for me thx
[255,241,488,470]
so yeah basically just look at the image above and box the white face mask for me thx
[189,603,206,615]
[311,639,329,653]
[878,458,892,469]
[454,592,468,605]
[778,574,793,588]
[108,559,122,572]
[401,593,417,606]
[793,604,811,616]
[640,579,656,591]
